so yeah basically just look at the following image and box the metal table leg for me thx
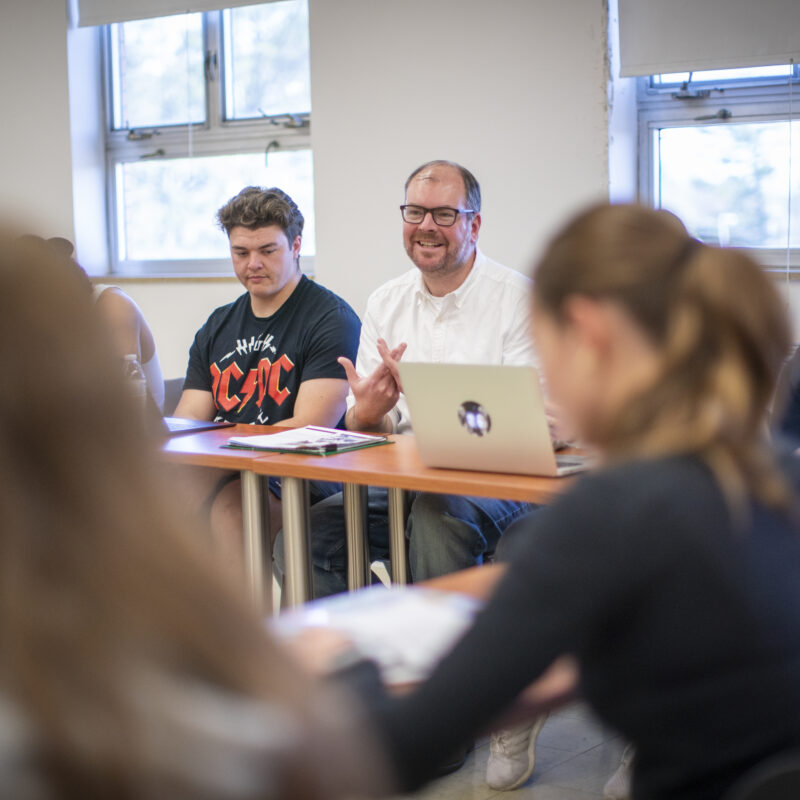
[281,476,312,606]
[387,487,409,584]
[240,469,271,613]
[343,483,369,590]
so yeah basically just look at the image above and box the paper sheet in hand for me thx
[271,585,482,684]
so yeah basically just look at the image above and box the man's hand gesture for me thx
[339,338,407,432]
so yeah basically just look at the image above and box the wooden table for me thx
[163,427,576,609]
[252,433,574,606]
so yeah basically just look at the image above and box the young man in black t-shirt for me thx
[174,186,360,575]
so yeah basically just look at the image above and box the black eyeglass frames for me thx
[399,205,476,226]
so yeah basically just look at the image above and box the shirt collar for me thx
[413,248,484,309]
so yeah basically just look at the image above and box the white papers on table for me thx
[228,425,387,453]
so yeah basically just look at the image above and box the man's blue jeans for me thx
[273,487,532,598]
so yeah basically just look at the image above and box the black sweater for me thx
[370,455,800,799]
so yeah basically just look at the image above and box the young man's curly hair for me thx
[217,186,304,245]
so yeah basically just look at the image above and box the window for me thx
[638,64,800,270]
[105,1,313,275]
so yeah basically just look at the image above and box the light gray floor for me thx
[393,703,627,800]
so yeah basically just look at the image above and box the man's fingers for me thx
[377,345,403,390]
[337,356,359,385]
[377,339,408,365]
[377,338,407,362]
[376,337,392,359]
[390,342,407,362]
[377,338,402,369]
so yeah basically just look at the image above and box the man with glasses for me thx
[275,160,538,590]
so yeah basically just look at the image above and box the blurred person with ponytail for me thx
[365,204,800,799]
[0,231,388,799]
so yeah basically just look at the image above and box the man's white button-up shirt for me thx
[350,249,539,434]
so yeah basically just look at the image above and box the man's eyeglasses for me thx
[399,205,476,227]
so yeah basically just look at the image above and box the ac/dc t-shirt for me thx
[183,276,360,426]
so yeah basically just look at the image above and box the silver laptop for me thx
[397,363,588,477]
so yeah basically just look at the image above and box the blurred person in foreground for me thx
[360,204,800,799]
[0,232,386,799]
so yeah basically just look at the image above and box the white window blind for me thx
[618,0,800,78]
[75,0,279,27]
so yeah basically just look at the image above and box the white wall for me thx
[0,0,75,237]
[309,0,611,316]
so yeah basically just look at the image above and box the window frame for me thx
[637,68,800,273]
[103,6,313,277]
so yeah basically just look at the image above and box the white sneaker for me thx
[486,715,549,791]
[603,743,634,799]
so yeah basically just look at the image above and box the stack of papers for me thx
[272,585,482,684]
[226,425,390,456]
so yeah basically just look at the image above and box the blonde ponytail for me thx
[533,204,794,513]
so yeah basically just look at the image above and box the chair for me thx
[724,750,800,800]
[162,377,185,416]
